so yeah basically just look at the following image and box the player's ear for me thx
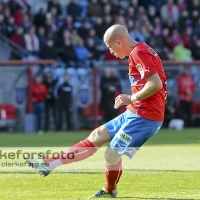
[116,39,121,45]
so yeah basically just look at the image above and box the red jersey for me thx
[178,75,195,102]
[127,42,167,121]
[32,83,48,102]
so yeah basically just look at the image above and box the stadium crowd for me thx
[0,0,199,132]
[0,0,200,64]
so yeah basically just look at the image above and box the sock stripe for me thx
[114,165,122,185]
[74,150,89,155]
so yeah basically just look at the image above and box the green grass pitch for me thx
[0,128,200,200]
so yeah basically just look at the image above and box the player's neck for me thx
[126,39,139,55]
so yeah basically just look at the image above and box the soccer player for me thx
[24,24,167,198]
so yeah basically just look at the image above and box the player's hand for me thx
[114,94,132,109]
[186,90,192,96]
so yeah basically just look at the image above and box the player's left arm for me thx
[114,74,162,109]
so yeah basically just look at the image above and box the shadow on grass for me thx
[0,171,104,174]
[1,169,199,174]
[120,197,196,200]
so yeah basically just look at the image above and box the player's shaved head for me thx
[103,24,138,58]
[103,24,129,45]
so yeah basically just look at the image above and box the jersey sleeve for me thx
[133,50,158,79]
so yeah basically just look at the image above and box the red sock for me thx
[105,159,122,194]
[44,139,97,164]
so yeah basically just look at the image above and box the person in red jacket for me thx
[178,67,196,127]
[32,75,48,133]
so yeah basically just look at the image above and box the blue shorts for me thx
[105,110,163,159]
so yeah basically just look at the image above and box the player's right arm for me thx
[114,49,163,109]
[114,74,162,109]
[132,73,162,101]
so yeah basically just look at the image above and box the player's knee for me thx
[104,148,121,165]
[88,125,111,147]
[88,127,103,147]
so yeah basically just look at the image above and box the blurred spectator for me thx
[129,0,139,14]
[57,74,73,131]
[100,67,121,122]
[78,20,90,40]
[147,29,164,55]
[100,0,110,7]
[8,0,20,15]
[47,0,62,17]
[48,7,59,28]
[47,7,59,31]
[193,18,200,39]
[0,0,7,11]
[45,15,57,33]
[177,0,187,12]
[161,28,171,47]
[86,38,102,61]
[127,19,134,31]
[179,10,192,33]
[22,14,32,32]
[188,0,200,13]
[24,26,40,54]
[32,75,48,133]
[87,29,99,44]
[71,28,82,46]
[163,89,177,127]
[61,29,71,41]
[147,0,167,13]
[102,15,113,33]
[110,0,125,16]
[44,72,58,132]
[160,47,172,60]
[40,39,57,60]
[60,15,74,35]
[11,26,25,47]
[74,39,90,62]
[153,17,162,36]
[161,0,179,23]
[33,8,46,28]
[170,29,181,49]
[141,19,153,39]
[181,26,193,49]
[66,0,82,21]
[78,0,88,18]
[5,17,17,38]
[178,67,196,127]
[58,39,77,66]
[189,0,200,27]
[87,0,103,18]
[13,7,25,25]
[147,4,157,24]
[0,14,7,36]
[37,27,47,50]
[137,6,148,24]
[125,7,136,23]
[94,17,105,39]
[103,4,111,16]
[162,18,176,36]
[173,40,193,62]
[191,9,199,28]
[47,31,56,41]
[191,38,200,59]
[4,7,11,23]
